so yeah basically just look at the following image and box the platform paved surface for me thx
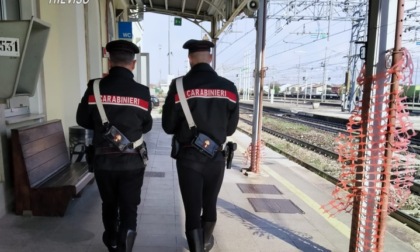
[0,109,418,252]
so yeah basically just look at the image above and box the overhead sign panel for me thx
[118,22,132,39]
[174,17,182,26]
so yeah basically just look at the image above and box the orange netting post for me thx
[322,49,416,252]
[243,141,265,175]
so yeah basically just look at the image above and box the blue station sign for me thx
[118,22,133,39]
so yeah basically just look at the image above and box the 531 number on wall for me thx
[0,37,19,57]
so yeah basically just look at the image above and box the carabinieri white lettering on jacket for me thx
[88,95,148,111]
[175,88,236,103]
[186,89,227,97]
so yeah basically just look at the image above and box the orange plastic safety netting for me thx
[243,141,266,173]
[322,48,417,230]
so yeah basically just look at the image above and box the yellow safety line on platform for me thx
[261,165,351,238]
[234,143,350,238]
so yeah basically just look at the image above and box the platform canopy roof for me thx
[124,0,254,39]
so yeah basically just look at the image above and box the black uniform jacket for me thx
[76,67,153,170]
[162,63,239,162]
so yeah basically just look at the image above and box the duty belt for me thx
[182,144,224,151]
[95,147,138,155]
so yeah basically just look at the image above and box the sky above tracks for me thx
[141,1,420,87]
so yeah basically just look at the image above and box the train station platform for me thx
[0,109,418,252]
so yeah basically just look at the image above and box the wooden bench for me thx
[11,119,94,216]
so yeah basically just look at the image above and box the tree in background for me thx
[274,85,280,95]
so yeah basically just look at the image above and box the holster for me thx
[138,142,148,166]
[170,135,180,159]
[85,145,95,172]
[224,141,237,169]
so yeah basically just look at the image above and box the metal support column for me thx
[345,4,368,112]
[246,0,267,174]
[380,0,405,249]
[322,47,328,102]
[211,16,217,69]
[349,0,398,251]
[167,16,171,75]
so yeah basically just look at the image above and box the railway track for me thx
[240,117,338,159]
[242,103,420,159]
[238,107,420,233]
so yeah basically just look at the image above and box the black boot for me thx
[117,229,137,252]
[103,231,117,252]
[186,229,204,252]
[103,217,119,252]
[125,230,137,252]
[202,222,216,251]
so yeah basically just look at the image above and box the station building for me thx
[0,0,144,218]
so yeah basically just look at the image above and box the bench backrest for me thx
[11,119,70,188]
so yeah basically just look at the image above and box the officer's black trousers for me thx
[176,159,225,231]
[95,168,145,234]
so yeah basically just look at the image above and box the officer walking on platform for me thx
[162,39,239,251]
[76,40,153,252]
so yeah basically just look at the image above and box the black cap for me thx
[183,39,214,54]
[106,40,139,54]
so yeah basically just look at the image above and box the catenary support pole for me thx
[349,0,398,251]
[248,0,267,174]
[379,0,405,250]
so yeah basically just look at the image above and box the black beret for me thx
[183,39,214,54]
[106,40,139,54]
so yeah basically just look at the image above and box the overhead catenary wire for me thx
[215,0,420,85]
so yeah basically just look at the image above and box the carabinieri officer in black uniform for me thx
[76,40,152,252]
[162,39,239,252]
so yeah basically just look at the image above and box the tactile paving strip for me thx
[144,171,165,178]
[237,183,282,194]
[248,198,304,214]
